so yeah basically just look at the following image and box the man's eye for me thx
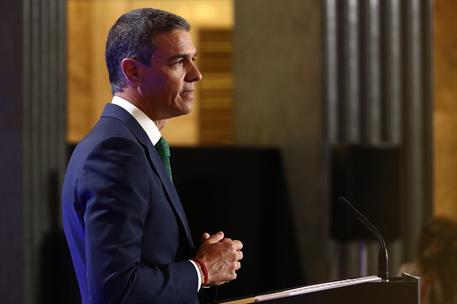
[173,59,184,67]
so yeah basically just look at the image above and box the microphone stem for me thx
[338,197,389,281]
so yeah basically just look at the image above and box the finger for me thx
[225,240,242,251]
[236,250,243,261]
[235,261,241,271]
[222,272,236,283]
[222,238,232,243]
[231,272,237,280]
[225,250,241,262]
[232,240,243,250]
[206,231,224,244]
[201,232,210,241]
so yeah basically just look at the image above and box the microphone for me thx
[338,197,389,281]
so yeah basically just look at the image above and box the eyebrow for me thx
[168,52,198,62]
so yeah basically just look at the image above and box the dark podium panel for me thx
[222,274,419,304]
[172,147,304,300]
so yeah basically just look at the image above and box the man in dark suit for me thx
[62,8,243,304]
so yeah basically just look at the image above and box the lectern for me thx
[221,274,420,304]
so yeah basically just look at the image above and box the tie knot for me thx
[156,137,170,159]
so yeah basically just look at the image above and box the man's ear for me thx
[120,58,142,86]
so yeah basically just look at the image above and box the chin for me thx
[168,107,192,119]
[168,98,193,118]
[179,107,193,116]
[179,101,193,115]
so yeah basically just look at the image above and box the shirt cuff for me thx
[189,259,202,292]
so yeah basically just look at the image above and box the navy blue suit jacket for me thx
[62,104,200,304]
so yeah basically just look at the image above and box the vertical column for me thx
[401,0,433,260]
[363,0,381,143]
[23,0,67,302]
[344,0,361,143]
[0,0,25,302]
[383,0,402,143]
[0,0,67,303]
[421,0,434,221]
[325,0,338,144]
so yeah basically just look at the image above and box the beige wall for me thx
[234,0,326,282]
[67,0,233,144]
[434,0,457,219]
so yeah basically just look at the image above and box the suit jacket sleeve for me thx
[78,136,198,304]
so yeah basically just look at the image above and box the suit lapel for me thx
[145,143,196,250]
[101,104,195,250]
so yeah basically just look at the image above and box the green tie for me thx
[155,137,172,180]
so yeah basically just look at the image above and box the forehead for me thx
[152,29,196,58]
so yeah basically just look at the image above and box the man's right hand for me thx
[194,231,243,286]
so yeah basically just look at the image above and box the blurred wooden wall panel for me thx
[199,29,233,145]
[67,1,93,143]
[434,0,457,219]
[67,0,126,143]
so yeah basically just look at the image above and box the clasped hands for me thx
[194,231,243,286]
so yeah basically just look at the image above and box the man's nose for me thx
[186,61,203,82]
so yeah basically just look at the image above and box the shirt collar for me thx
[111,95,161,145]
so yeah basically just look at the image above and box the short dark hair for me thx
[105,8,190,93]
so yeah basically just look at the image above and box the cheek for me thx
[166,78,184,98]
[145,77,173,99]
[142,76,162,94]
[151,75,168,88]
[145,70,183,100]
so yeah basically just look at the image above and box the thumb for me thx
[206,231,224,244]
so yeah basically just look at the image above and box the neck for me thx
[115,89,167,130]
[115,89,144,112]
[154,119,167,130]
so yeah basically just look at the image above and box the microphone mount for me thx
[338,197,389,281]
